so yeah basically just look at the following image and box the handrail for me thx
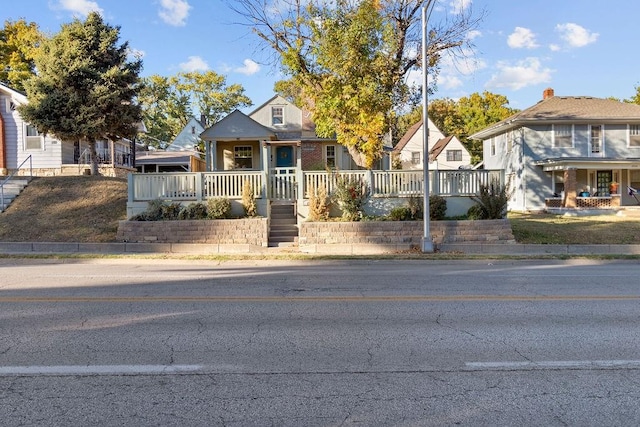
[1,155,32,211]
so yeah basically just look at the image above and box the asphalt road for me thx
[1,258,640,426]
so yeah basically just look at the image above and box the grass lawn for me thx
[508,211,640,245]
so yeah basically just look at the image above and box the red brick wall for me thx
[301,142,324,169]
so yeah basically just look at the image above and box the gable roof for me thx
[394,119,423,152]
[429,135,455,161]
[0,82,28,105]
[249,94,297,116]
[471,95,640,139]
[200,109,276,140]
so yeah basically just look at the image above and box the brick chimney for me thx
[543,87,555,100]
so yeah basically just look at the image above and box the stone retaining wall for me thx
[299,219,515,247]
[116,218,269,246]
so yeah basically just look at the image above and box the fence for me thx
[128,169,503,203]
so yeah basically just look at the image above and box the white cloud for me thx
[486,57,553,91]
[449,0,472,14]
[158,0,191,27]
[466,30,482,41]
[555,23,599,48]
[507,27,539,49]
[179,56,209,72]
[54,0,103,17]
[234,59,261,76]
[549,44,561,52]
[438,74,464,90]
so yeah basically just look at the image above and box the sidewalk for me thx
[1,241,639,256]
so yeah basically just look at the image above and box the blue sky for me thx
[4,0,640,111]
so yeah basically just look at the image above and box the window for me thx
[630,125,640,147]
[446,150,462,162]
[590,125,602,154]
[234,146,253,169]
[506,131,513,153]
[25,124,44,150]
[271,106,284,126]
[490,138,496,156]
[191,126,196,135]
[411,152,421,165]
[325,145,336,168]
[553,124,573,147]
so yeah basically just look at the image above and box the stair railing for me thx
[1,155,32,212]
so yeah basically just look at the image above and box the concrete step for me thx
[0,178,30,212]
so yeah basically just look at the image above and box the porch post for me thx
[261,141,269,200]
[295,142,303,200]
[563,168,577,208]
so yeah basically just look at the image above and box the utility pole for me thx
[421,5,434,253]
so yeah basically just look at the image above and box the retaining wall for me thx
[116,218,269,246]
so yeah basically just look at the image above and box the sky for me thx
[4,0,640,112]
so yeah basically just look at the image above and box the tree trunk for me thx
[346,145,369,169]
[88,139,100,176]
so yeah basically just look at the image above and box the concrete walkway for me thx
[1,241,639,256]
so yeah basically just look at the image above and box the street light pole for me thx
[421,5,434,253]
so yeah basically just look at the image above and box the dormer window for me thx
[272,106,284,126]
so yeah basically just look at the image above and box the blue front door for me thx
[276,146,294,168]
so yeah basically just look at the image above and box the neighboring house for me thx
[200,95,384,172]
[393,119,472,170]
[470,87,640,211]
[0,82,135,177]
[135,117,206,173]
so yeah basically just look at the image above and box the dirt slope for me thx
[0,176,127,242]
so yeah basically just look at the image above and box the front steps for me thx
[269,203,298,247]
[0,178,30,212]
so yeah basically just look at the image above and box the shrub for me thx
[178,202,208,220]
[388,206,411,221]
[144,199,166,221]
[332,172,370,221]
[470,178,512,219]
[160,202,182,220]
[241,180,258,217]
[429,195,447,220]
[408,195,423,220]
[467,204,485,220]
[308,184,329,221]
[207,197,232,219]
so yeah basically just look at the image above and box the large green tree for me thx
[427,91,517,163]
[19,12,142,175]
[139,71,252,150]
[231,0,483,168]
[0,19,44,92]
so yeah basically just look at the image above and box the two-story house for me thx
[0,82,135,177]
[470,88,640,211]
[393,119,472,170]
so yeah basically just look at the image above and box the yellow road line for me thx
[0,295,639,303]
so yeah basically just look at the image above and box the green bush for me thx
[470,178,511,219]
[332,173,370,221]
[466,204,485,220]
[144,199,166,221]
[429,195,447,220]
[388,206,411,221]
[178,202,209,220]
[207,197,232,219]
[161,202,182,220]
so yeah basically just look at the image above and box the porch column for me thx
[563,168,577,208]
[261,141,269,200]
[295,142,303,199]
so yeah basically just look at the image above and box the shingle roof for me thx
[471,95,640,139]
[428,135,454,161]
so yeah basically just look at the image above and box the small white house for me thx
[393,119,472,170]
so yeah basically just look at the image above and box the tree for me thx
[230,0,483,168]
[0,19,44,92]
[139,71,252,150]
[19,12,142,175]
[426,91,517,163]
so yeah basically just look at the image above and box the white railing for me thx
[204,171,262,198]
[372,170,425,196]
[303,170,367,197]
[128,169,503,203]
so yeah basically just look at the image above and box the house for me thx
[135,117,206,173]
[470,88,640,211]
[200,95,382,172]
[393,119,472,170]
[0,82,136,177]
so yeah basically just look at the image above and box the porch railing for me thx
[128,169,503,203]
